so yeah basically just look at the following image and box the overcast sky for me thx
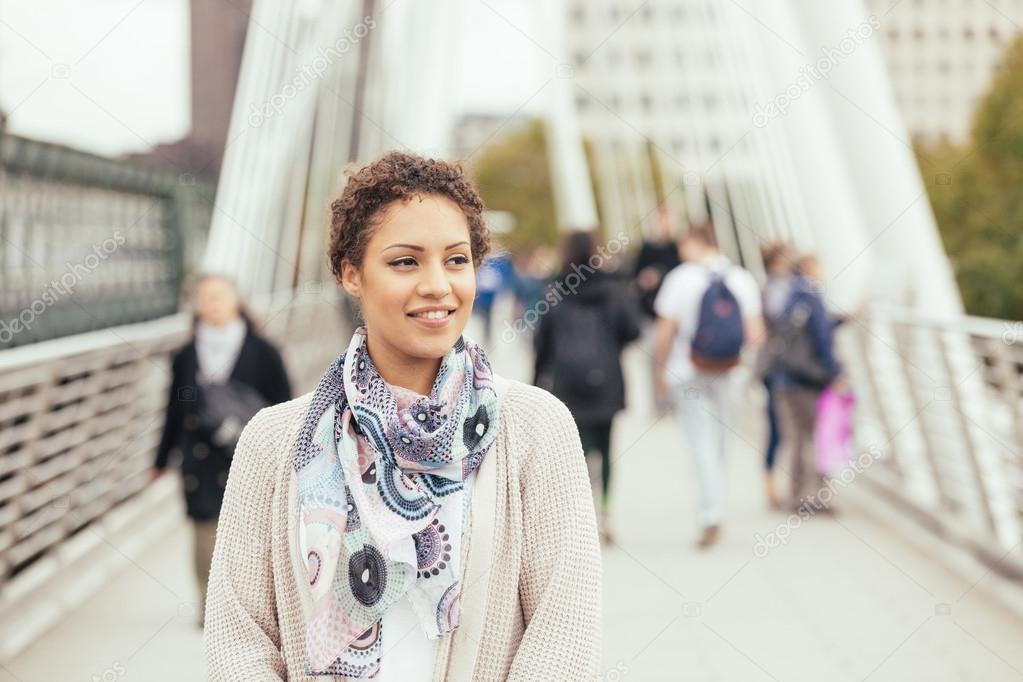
[0,0,548,157]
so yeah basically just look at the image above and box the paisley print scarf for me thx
[293,327,500,677]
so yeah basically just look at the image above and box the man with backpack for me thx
[653,222,764,549]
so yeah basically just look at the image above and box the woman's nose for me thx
[416,261,452,297]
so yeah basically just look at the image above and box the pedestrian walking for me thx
[653,221,764,548]
[633,204,681,320]
[771,254,844,514]
[758,242,796,508]
[473,245,514,345]
[153,273,292,624]
[534,230,641,544]
[633,205,683,414]
[203,152,601,680]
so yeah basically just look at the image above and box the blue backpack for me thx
[690,269,745,372]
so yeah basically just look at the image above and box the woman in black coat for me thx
[152,274,291,624]
[533,231,641,543]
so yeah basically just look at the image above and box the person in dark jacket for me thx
[773,255,842,514]
[632,205,681,319]
[152,274,292,624]
[533,231,641,543]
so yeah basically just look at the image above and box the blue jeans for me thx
[764,375,781,471]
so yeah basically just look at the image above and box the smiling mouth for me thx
[408,310,454,320]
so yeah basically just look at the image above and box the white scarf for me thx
[194,316,247,384]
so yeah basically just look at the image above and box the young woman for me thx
[533,230,640,544]
[203,152,602,680]
[773,254,843,513]
[153,274,292,624]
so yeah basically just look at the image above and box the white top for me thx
[377,467,478,681]
[653,256,761,384]
[378,594,436,682]
[194,316,247,384]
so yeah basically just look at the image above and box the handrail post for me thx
[892,322,951,509]
[934,330,999,538]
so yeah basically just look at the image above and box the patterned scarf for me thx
[293,327,500,677]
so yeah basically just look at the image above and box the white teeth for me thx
[412,310,449,320]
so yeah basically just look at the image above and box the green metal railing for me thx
[0,132,213,350]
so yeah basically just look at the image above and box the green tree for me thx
[918,35,1023,320]
[472,119,559,252]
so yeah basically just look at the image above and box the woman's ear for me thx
[340,260,362,298]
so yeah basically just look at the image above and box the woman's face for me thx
[195,277,240,326]
[341,194,476,363]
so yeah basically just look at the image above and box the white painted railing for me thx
[841,304,1023,578]
[0,291,350,656]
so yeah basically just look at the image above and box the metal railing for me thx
[841,304,1023,578]
[0,133,214,350]
[0,292,350,616]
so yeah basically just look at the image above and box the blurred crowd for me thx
[477,209,854,549]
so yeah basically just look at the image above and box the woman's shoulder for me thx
[237,392,314,463]
[494,377,584,483]
[497,377,577,442]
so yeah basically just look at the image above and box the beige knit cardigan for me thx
[203,374,602,681]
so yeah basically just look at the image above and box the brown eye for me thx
[390,257,417,267]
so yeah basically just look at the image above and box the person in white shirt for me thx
[653,222,764,548]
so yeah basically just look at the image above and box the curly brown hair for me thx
[327,151,491,281]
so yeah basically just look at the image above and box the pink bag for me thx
[815,386,855,475]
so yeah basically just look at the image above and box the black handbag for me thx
[196,380,268,452]
[756,301,833,387]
